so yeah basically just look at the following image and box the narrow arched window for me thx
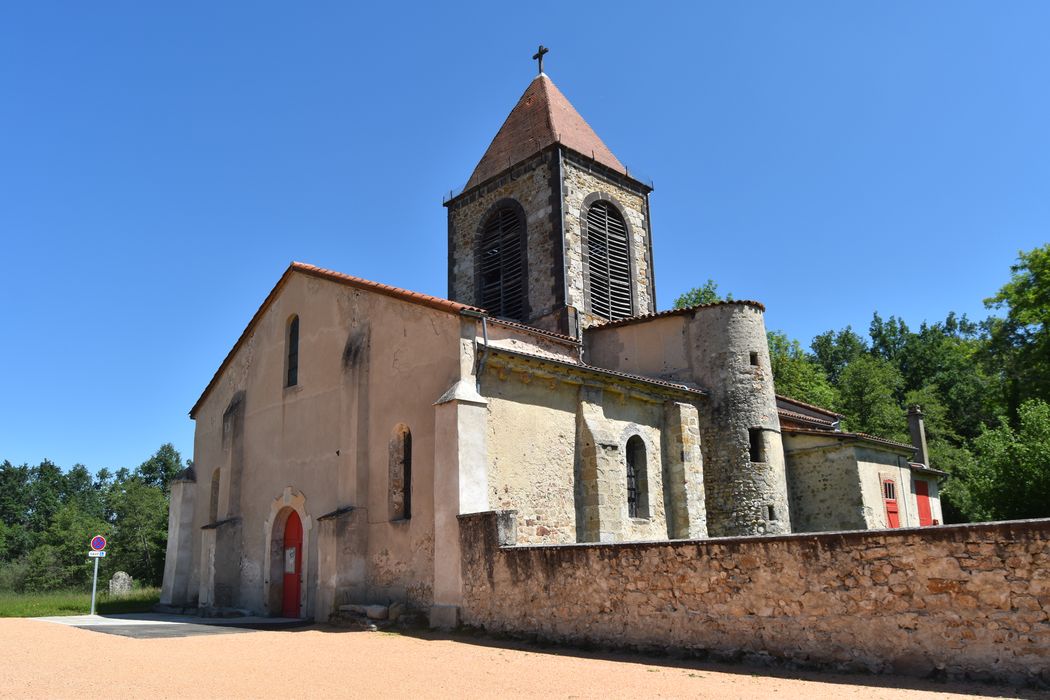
[477,205,526,320]
[586,200,633,321]
[626,435,648,519]
[209,469,221,522]
[286,315,299,387]
[389,425,412,520]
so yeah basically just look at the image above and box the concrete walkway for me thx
[33,612,309,638]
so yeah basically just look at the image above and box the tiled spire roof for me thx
[466,74,626,190]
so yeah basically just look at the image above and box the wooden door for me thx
[882,479,900,528]
[282,511,303,618]
[915,479,933,526]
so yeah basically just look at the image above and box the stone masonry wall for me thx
[562,155,654,327]
[784,438,868,533]
[686,304,791,536]
[459,511,1050,686]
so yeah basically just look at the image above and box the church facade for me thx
[161,69,943,623]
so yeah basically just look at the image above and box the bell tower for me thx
[445,53,656,337]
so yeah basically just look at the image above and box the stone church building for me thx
[160,68,943,623]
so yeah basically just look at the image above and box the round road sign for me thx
[90,535,107,551]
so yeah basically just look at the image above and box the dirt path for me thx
[0,618,1043,699]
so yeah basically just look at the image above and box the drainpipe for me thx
[460,309,488,392]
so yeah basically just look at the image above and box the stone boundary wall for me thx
[457,511,1050,686]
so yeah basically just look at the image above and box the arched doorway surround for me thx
[262,487,312,618]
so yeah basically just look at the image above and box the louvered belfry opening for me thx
[477,205,526,320]
[586,201,633,321]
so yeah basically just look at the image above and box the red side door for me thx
[883,479,900,528]
[282,511,303,618]
[915,479,933,526]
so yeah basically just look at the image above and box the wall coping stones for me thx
[459,511,1050,552]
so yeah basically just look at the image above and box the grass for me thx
[0,587,161,617]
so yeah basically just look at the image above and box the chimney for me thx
[908,405,930,467]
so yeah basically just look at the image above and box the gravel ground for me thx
[1,618,1045,699]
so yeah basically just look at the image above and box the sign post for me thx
[88,535,107,615]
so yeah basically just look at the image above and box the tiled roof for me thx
[293,263,482,315]
[465,74,627,190]
[777,408,837,429]
[486,317,580,345]
[482,345,705,398]
[909,462,949,476]
[189,262,483,418]
[775,394,844,419]
[587,300,767,331]
[783,427,916,453]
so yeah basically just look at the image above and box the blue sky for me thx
[2,2,1047,472]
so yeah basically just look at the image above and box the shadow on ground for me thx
[308,621,1050,699]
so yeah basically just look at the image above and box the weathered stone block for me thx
[109,571,133,597]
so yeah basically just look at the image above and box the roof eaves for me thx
[482,346,705,399]
[486,317,581,345]
[777,408,837,428]
[909,462,949,476]
[775,394,845,419]
[189,262,484,418]
[784,427,915,453]
[587,300,767,331]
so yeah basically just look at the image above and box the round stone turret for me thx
[684,301,790,536]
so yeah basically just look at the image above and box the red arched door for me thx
[282,511,303,618]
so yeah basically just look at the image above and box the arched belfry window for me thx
[477,203,526,320]
[626,435,649,519]
[286,315,299,387]
[585,200,633,321]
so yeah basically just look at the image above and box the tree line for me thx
[675,244,1050,523]
[0,444,185,592]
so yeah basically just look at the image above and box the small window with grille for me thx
[883,480,896,501]
[477,205,526,321]
[586,200,633,321]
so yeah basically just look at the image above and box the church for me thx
[160,57,943,624]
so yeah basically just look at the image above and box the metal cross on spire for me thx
[532,45,549,75]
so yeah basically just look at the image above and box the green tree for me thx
[811,327,868,385]
[673,279,732,308]
[22,504,110,592]
[767,330,839,409]
[136,443,185,495]
[26,460,64,536]
[836,355,906,439]
[964,399,1050,521]
[895,315,1000,440]
[869,312,910,364]
[62,464,106,521]
[984,245,1050,416]
[107,478,169,585]
[0,461,33,560]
